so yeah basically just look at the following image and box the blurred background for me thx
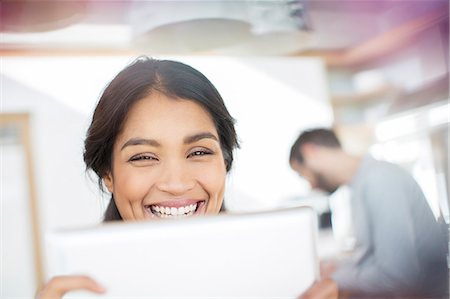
[1,0,448,297]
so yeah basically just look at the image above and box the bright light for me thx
[376,101,449,142]
[2,56,135,115]
[427,102,449,127]
[375,113,417,142]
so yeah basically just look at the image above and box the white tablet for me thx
[45,207,319,298]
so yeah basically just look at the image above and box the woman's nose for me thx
[155,162,195,195]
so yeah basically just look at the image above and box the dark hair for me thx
[83,57,239,221]
[289,128,341,165]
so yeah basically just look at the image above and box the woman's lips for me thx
[144,199,206,218]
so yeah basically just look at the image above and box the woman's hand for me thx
[298,278,338,299]
[36,275,105,299]
[320,259,337,278]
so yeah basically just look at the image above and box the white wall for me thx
[1,75,107,229]
[1,74,108,296]
[2,143,36,297]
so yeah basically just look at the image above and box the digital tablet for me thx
[45,207,319,298]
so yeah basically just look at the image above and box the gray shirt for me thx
[332,155,448,297]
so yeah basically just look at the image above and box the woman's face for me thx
[103,92,227,221]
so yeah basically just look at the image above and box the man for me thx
[289,128,448,298]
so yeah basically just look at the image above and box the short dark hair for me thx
[289,128,341,165]
[83,57,239,221]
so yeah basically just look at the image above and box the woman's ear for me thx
[103,172,114,193]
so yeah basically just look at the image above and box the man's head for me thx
[289,128,342,194]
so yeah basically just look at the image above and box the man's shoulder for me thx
[356,156,419,194]
[354,158,425,210]
[363,156,410,180]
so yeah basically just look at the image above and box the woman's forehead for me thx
[118,93,219,142]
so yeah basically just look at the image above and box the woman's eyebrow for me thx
[121,138,161,150]
[184,132,219,144]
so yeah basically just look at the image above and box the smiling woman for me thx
[36,56,239,298]
[82,57,238,222]
[102,93,228,220]
[36,56,337,299]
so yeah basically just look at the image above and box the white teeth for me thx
[149,203,199,218]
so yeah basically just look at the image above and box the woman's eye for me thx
[129,155,158,162]
[188,149,212,158]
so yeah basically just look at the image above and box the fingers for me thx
[299,278,338,299]
[320,260,337,278]
[36,275,105,299]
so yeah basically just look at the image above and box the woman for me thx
[37,57,337,299]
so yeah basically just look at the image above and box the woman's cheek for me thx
[197,168,226,214]
[116,168,156,202]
